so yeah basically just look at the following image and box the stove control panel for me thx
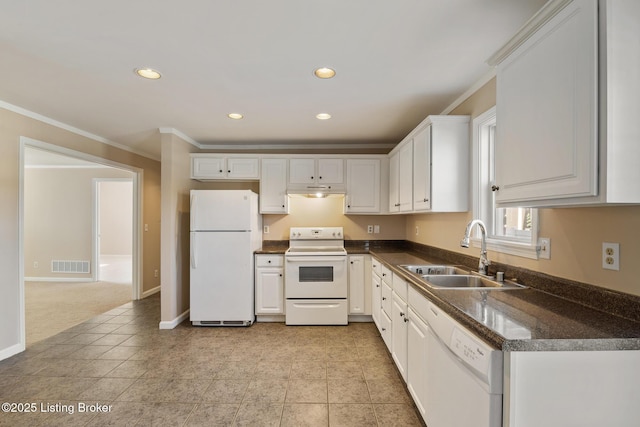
[290,227,343,240]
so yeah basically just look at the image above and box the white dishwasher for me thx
[424,302,503,427]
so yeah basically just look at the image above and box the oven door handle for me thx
[286,256,346,262]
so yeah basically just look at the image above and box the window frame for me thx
[471,106,541,259]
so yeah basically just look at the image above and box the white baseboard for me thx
[0,342,25,362]
[141,285,160,298]
[159,309,190,330]
[256,315,286,322]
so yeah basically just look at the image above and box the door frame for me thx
[19,136,144,348]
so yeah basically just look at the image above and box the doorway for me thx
[95,179,134,285]
[20,138,143,346]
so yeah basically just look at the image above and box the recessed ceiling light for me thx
[134,68,161,79]
[316,113,332,120]
[314,67,336,79]
[228,113,244,120]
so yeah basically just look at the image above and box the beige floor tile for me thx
[329,403,378,427]
[373,403,423,426]
[185,403,239,426]
[244,378,288,402]
[234,401,283,427]
[286,379,328,403]
[201,379,249,403]
[327,360,364,379]
[328,378,371,403]
[281,403,328,426]
[290,360,327,379]
[367,378,412,404]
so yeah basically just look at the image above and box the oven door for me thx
[285,255,347,298]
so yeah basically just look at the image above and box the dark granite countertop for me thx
[370,250,640,352]
[255,240,640,351]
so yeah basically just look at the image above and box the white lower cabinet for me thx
[407,307,429,421]
[371,263,382,328]
[348,255,369,315]
[255,255,284,316]
[379,310,392,351]
[391,291,408,381]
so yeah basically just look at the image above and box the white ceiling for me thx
[0,0,546,160]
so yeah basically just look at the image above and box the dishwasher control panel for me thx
[451,327,491,374]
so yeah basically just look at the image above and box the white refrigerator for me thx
[189,190,262,326]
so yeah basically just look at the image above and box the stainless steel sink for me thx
[401,264,468,275]
[421,274,526,290]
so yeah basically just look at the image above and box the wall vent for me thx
[51,260,90,274]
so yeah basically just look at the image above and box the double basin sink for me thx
[400,264,526,290]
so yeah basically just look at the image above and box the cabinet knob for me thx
[219,169,223,173]
[319,176,322,179]
[347,205,351,208]
[279,274,283,277]
[400,312,405,317]
[381,327,386,331]
[311,176,314,179]
[268,260,271,263]
[382,297,386,301]
[282,204,285,208]
[424,198,429,202]
[350,261,354,264]
[404,318,409,323]
[228,170,231,173]
[376,284,380,288]
[491,185,500,192]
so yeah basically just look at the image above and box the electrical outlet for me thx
[602,242,620,271]
[537,237,551,259]
[33,261,39,269]
[415,226,419,236]
[367,225,373,234]
[154,269,159,278]
[374,225,380,234]
[263,225,270,234]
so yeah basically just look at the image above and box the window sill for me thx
[470,237,540,260]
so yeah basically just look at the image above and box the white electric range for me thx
[284,227,348,325]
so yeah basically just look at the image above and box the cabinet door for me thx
[348,255,365,314]
[227,158,259,179]
[398,142,413,211]
[260,159,289,214]
[407,307,429,422]
[371,271,382,328]
[391,292,408,382]
[412,125,431,211]
[255,267,284,314]
[495,0,598,204]
[380,310,392,351]
[388,151,400,212]
[317,159,344,184]
[381,281,392,318]
[191,156,226,179]
[345,159,381,213]
[289,158,316,184]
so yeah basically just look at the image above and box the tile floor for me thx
[0,294,424,426]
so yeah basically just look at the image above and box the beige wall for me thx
[0,107,161,357]
[405,78,640,297]
[263,196,405,241]
[24,168,133,278]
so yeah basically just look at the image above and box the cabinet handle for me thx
[424,198,429,202]
[382,297,386,301]
[399,312,405,317]
[381,327,386,331]
[491,185,500,192]
[404,318,409,323]
[394,203,400,207]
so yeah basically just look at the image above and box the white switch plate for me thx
[374,225,380,234]
[537,237,551,259]
[602,242,620,271]
[263,225,270,234]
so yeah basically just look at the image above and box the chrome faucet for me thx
[460,219,491,276]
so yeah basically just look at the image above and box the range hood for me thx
[287,185,346,198]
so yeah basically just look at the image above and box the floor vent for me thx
[51,260,90,274]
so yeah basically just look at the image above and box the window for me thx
[472,107,540,259]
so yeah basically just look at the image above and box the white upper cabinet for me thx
[191,155,259,180]
[389,115,469,213]
[345,159,381,214]
[389,142,413,212]
[413,116,469,212]
[260,158,289,214]
[489,0,640,206]
[289,158,344,188]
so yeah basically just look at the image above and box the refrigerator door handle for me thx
[190,194,196,229]
[191,233,197,269]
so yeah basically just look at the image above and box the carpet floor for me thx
[25,281,132,345]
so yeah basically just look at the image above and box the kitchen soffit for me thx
[0,0,546,160]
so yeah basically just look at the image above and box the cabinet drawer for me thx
[381,264,392,286]
[392,273,408,302]
[371,257,383,277]
[381,281,392,317]
[408,285,430,323]
[256,255,283,267]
